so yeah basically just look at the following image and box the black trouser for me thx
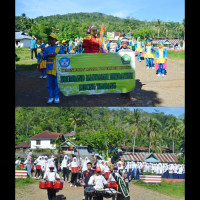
[66,169,71,181]
[31,48,37,59]
[71,173,78,185]
[63,167,67,181]
[35,168,41,177]
[47,188,56,200]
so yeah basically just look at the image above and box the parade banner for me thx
[107,32,115,40]
[56,52,135,96]
[118,177,129,197]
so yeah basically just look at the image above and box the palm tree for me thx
[129,109,143,153]
[165,117,180,153]
[68,115,82,133]
[146,118,162,153]
[156,19,162,38]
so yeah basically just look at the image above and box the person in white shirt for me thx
[61,155,69,182]
[40,156,46,179]
[43,163,60,200]
[88,167,108,200]
[15,157,21,166]
[68,157,79,187]
[34,156,42,179]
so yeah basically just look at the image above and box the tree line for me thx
[15,12,185,44]
[15,107,185,157]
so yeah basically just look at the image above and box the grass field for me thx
[132,179,185,199]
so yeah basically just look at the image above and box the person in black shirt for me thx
[82,162,94,200]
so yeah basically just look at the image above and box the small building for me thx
[15,31,32,48]
[15,142,30,153]
[29,130,62,150]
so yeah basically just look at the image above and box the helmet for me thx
[48,33,58,41]
[113,165,118,170]
[96,167,101,172]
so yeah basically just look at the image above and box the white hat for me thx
[121,37,129,43]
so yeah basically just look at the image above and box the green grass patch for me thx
[167,50,185,59]
[132,179,185,198]
[15,177,36,187]
[15,47,38,72]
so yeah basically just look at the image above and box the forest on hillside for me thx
[15,12,185,44]
[15,107,185,156]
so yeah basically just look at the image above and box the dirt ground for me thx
[15,58,184,107]
[15,180,184,200]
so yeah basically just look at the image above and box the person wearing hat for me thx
[61,40,68,54]
[88,167,108,200]
[117,37,136,102]
[43,163,61,200]
[144,39,154,69]
[30,35,38,59]
[37,44,47,78]
[82,26,102,53]
[43,33,65,104]
[134,36,143,62]
[155,41,168,77]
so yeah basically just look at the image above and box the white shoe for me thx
[47,98,54,104]
[54,98,60,104]
[147,67,149,69]
[157,74,161,76]
[139,60,141,62]
[70,184,72,187]
[40,76,43,79]
[152,67,155,69]
[43,75,47,79]
[75,185,77,188]
[162,74,165,77]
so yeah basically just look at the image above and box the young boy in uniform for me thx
[43,33,65,104]
[117,37,135,102]
[37,44,47,78]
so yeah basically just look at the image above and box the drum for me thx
[36,165,41,169]
[19,164,24,168]
[104,188,117,198]
[46,181,54,189]
[105,181,117,188]
[39,181,47,189]
[71,167,79,173]
[100,171,104,175]
[84,187,95,196]
[54,180,63,190]
[104,172,111,179]
[95,188,105,195]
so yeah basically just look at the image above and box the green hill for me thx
[15,12,184,44]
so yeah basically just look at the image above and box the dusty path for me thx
[15,181,184,200]
[15,58,184,107]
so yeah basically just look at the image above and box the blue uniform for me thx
[43,45,64,99]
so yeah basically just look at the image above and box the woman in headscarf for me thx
[26,152,33,177]
[82,26,102,53]
[68,157,79,187]
[61,155,69,182]
[82,157,91,172]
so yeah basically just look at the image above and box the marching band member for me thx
[61,40,68,54]
[82,162,94,200]
[37,44,47,78]
[61,155,69,182]
[43,163,60,200]
[134,36,143,62]
[155,41,168,77]
[68,157,79,187]
[82,26,102,53]
[88,167,108,200]
[144,39,154,69]
[43,33,65,104]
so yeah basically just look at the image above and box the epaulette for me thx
[84,35,92,40]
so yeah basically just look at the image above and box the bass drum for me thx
[54,180,63,190]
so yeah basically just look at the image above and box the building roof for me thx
[29,130,62,140]
[152,38,181,45]
[15,31,32,40]
[64,132,76,137]
[122,152,179,163]
[15,142,30,148]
